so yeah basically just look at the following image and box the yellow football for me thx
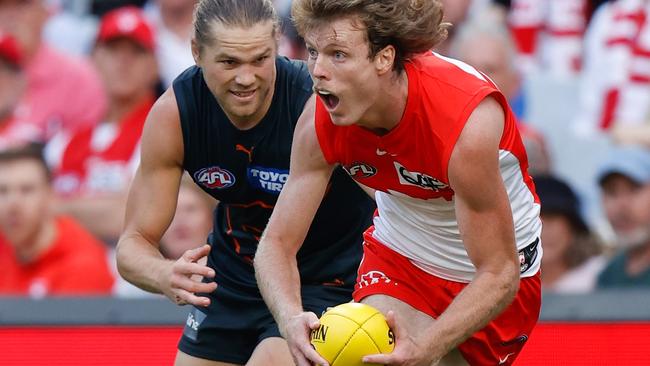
[310,302,395,366]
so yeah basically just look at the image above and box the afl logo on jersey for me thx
[344,162,377,179]
[194,166,236,189]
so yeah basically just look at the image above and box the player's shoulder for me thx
[411,52,495,94]
[275,56,313,95]
[173,65,201,82]
[149,86,180,121]
[139,87,183,164]
[171,65,202,93]
[276,56,308,77]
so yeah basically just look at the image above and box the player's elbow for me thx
[114,239,129,278]
[253,235,272,270]
[500,262,520,302]
[115,234,138,280]
[480,260,520,303]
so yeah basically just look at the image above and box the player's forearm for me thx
[422,264,519,357]
[254,240,303,335]
[115,233,171,294]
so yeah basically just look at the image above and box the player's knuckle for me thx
[189,283,202,292]
[171,263,184,274]
[170,276,184,288]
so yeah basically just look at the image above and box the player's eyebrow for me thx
[215,47,273,62]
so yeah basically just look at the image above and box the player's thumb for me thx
[305,312,321,330]
[385,310,399,336]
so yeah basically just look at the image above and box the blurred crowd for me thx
[0,0,648,298]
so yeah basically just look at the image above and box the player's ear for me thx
[191,38,201,65]
[374,45,395,75]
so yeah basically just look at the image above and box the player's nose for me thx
[234,66,255,87]
[311,55,329,80]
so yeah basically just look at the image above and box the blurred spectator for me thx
[0,31,41,149]
[493,0,511,9]
[92,0,148,16]
[0,0,107,140]
[451,17,552,175]
[0,145,114,297]
[43,0,97,56]
[436,0,473,55]
[452,17,523,116]
[435,0,503,55]
[274,0,307,59]
[160,174,215,260]
[45,6,158,244]
[508,0,587,77]
[535,175,606,293]
[143,0,196,87]
[596,145,650,287]
[573,0,650,137]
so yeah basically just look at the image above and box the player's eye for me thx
[307,47,318,60]
[333,51,346,61]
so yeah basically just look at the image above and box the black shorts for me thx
[177,282,352,364]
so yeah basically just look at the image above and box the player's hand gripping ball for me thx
[310,302,395,366]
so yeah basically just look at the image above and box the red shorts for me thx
[353,233,541,366]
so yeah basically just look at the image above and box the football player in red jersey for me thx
[255,1,543,365]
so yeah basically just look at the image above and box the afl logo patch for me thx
[194,166,236,189]
[344,162,377,179]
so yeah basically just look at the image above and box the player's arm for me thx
[365,96,520,365]
[424,96,519,360]
[115,88,217,306]
[254,95,334,366]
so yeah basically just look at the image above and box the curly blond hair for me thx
[292,0,449,72]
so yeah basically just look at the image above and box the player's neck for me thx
[358,71,409,135]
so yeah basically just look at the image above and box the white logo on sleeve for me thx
[499,352,515,364]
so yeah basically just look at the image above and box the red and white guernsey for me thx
[315,52,542,283]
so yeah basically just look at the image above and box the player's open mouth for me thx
[317,90,340,110]
[231,90,256,99]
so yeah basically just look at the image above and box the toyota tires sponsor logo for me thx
[248,166,289,194]
[357,270,392,288]
[194,166,236,189]
[344,162,377,179]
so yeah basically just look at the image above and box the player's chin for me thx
[329,112,355,127]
